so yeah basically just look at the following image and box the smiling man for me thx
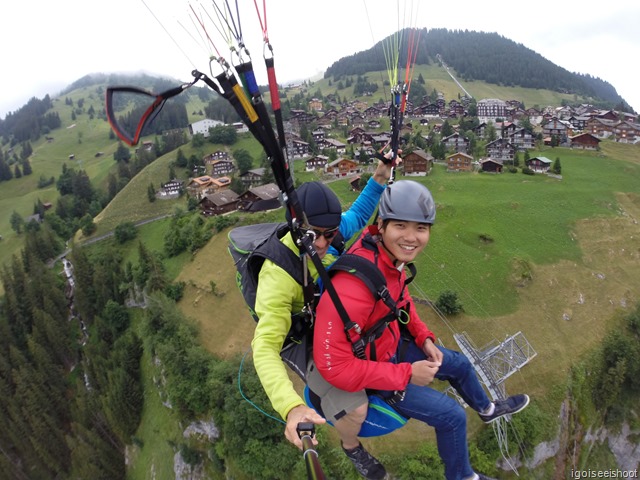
[311,180,530,480]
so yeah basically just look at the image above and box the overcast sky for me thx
[2,0,639,119]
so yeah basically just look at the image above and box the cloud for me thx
[1,0,638,117]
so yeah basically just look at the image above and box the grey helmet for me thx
[378,180,436,224]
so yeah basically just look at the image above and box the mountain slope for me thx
[325,28,631,110]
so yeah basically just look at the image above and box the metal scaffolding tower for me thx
[444,330,537,474]
[454,330,537,402]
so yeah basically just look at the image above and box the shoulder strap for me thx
[328,239,418,361]
[253,225,304,286]
[329,254,398,315]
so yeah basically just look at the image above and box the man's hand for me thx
[422,338,443,365]
[409,360,440,386]
[284,405,326,449]
[372,149,403,185]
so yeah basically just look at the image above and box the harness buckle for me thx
[378,285,391,301]
[386,390,406,405]
[351,339,366,360]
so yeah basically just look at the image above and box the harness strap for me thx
[328,235,418,361]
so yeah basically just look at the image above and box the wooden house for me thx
[446,152,474,172]
[480,158,503,173]
[199,190,239,216]
[203,150,230,163]
[613,121,640,144]
[239,168,267,188]
[421,103,441,117]
[403,149,433,176]
[508,128,536,150]
[308,98,323,112]
[312,130,325,143]
[322,138,347,155]
[290,139,310,158]
[570,133,601,149]
[586,117,616,138]
[326,158,360,177]
[237,183,281,212]
[595,110,619,121]
[486,138,515,163]
[525,107,543,125]
[159,179,183,198]
[187,176,216,198]
[305,155,329,172]
[443,132,470,154]
[473,122,490,139]
[211,176,232,190]
[210,159,236,177]
[363,106,384,118]
[542,118,571,143]
[499,122,518,139]
[526,156,552,173]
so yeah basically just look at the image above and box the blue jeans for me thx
[381,339,491,480]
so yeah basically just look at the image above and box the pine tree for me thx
[70,247,98,321]
[11,345,70,476]
[0,155,13,181]
[102,333,143,441]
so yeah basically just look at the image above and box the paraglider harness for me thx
[228,222,415,437]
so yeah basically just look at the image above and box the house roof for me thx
[190,175,214,186]
[211,176,232,187]
[529,156,552,164]
[570,133,601,142]
[480,158,503,165]
[446,152,473,160]
[406,149,433,161]
[248,183,280,200]
[324,138,346,148]
[201,190,239,206]
[240,168,266,177]
[327,158,358,167]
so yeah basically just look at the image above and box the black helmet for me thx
[378,180,436,224]
[286,181,342,228]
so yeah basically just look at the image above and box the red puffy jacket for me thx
[313,226,436,393]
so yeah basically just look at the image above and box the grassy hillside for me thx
[0,81,214,267]
[302,63,581,109]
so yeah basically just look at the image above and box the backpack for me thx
[228,222,303,323]
[228,222,344,379]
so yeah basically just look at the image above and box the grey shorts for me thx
[306,361,367,423]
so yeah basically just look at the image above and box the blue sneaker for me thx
[479,394,530,424]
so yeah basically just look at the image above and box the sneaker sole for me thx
[482,394,530,424]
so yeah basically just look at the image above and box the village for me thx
[158,94,639,217]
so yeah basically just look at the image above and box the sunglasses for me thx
[306,226,339,240]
